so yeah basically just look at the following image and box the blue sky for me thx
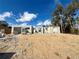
[0,0,72,26]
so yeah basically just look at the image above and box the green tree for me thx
[51,0,79,33]
[52,4,64,33]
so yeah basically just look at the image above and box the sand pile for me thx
[0,34,79,59]
[10,33,79,59]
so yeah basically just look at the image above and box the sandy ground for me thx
[0,33,79,59]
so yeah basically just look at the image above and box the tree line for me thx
[51,0,79,34]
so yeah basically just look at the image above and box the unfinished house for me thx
[11,25,33,35]
[21,26,33,34]
[11,26,22,35]
[34,25,44,34]
[46,25,60,33]
[0,21,11,34]
[34,25,60,34]
[11,24,60,35]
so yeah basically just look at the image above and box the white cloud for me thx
[37,19,51,26]
[8,22,13,26]
[0,12,12,21]
[16,12,37,22]
[8,22,17,27]
[43,19,51,25]
[8,22,28,27]
[19,23,28,26]
[37,22,43,25]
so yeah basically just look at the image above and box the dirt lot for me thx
[0,33,79,59]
